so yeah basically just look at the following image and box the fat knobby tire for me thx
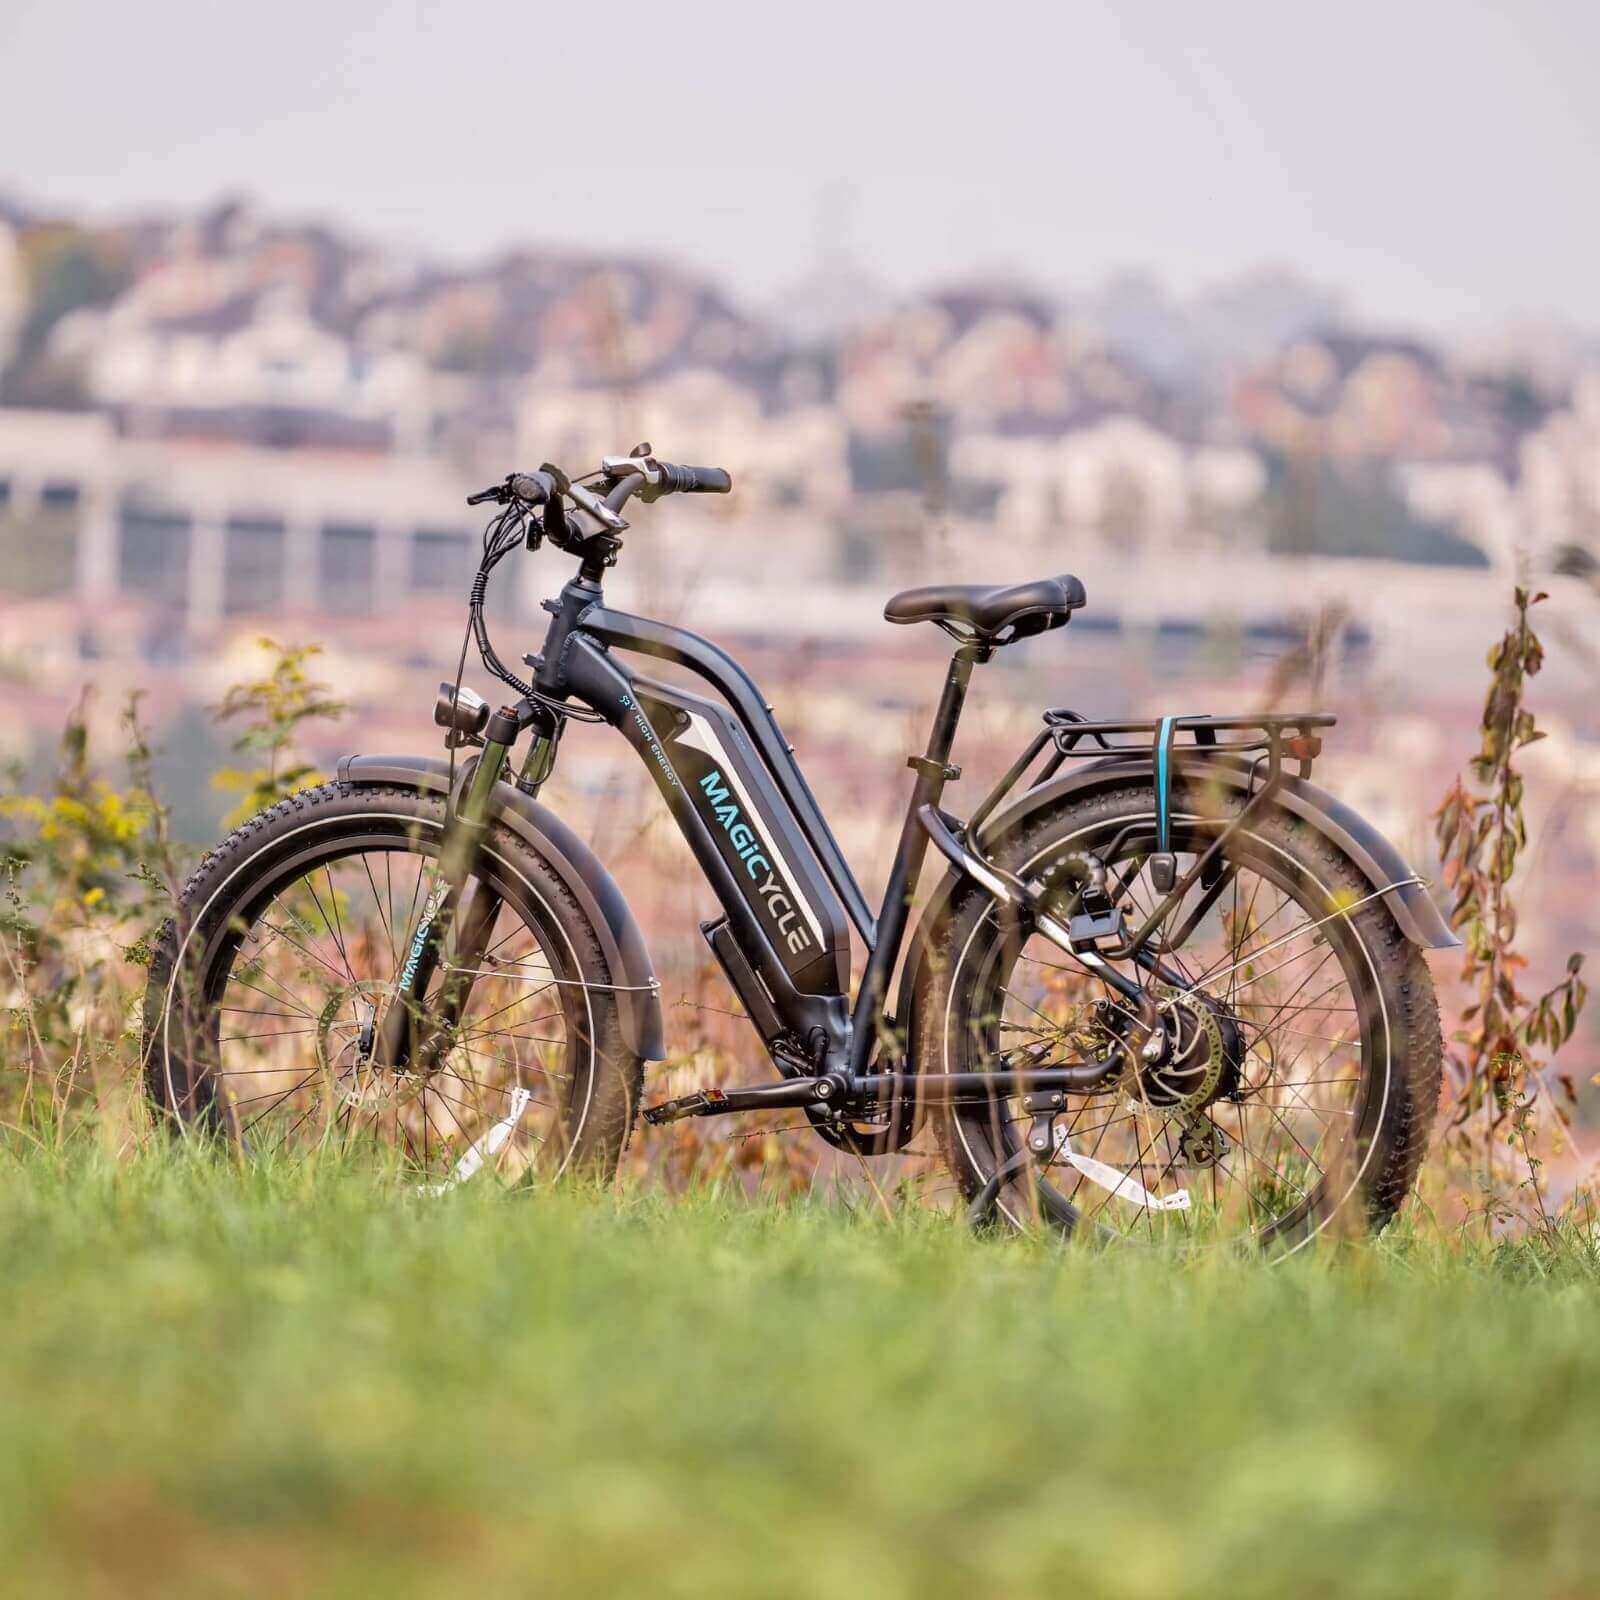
[914,782,1444,1246]
[142,781,644,1178]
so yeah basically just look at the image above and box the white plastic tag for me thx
[1056,1130,1191,1211]
[418,1086,532,1196]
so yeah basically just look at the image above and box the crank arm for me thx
[642,1076,835,1125]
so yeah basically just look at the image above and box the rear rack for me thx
[940,709,1341,964]
[1045,709,1334,764]
[966,710,1336,842]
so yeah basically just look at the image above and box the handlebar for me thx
[509,470,556,505]
[459,448,733,700]
[654,461,732,495]
[466,454,732,512]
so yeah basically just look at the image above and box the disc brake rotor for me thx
[1144,985,1229,1116]
[316,979,425,1112]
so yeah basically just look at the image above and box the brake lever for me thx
[537,462,571,547]
[600,452,662,487]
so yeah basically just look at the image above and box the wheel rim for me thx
[947,812,1388,1251]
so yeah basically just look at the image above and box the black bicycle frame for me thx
[367,447,1456,1142]
[423,567,982,1091]
[390,541,1413,1134]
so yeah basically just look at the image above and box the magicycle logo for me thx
[401,884,449,989]
[698,770,815,958]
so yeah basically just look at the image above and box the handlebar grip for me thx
[657,462,732,495]
[509,470,555,505]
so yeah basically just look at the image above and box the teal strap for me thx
[1155,716,1175,854]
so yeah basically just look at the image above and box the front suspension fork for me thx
[373,724,517,1069]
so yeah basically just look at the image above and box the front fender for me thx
[896,751,1457,1028]
[336,753,665,1061]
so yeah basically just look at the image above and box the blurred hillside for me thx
[3,190,1600,607]
[0,186,1596,837]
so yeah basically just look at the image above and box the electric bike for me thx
[145,447,1452,1249]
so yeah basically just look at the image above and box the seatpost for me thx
[847,641,989,1077]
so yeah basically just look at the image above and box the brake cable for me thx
[465,499,604,723]
[469,511,533,698]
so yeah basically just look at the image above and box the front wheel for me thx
[915,783,1442,1253]
[143,782,643,1185]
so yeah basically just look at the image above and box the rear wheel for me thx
[144,783,643,1184]
[917,784,1442,1252]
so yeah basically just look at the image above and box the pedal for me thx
[642,1088,728,1125]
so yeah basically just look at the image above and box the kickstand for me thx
[966,1121,1191,1229]
[965,1140,1037,1229]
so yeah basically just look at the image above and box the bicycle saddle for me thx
[883,575,1087,640]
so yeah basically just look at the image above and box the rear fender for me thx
[895,752,1457,1027]
[336,753,665,1060]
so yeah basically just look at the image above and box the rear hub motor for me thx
[1137,986,1244,1115]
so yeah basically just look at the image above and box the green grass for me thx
[0,1145,1595,1598]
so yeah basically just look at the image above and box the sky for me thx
[2,0,1596,333]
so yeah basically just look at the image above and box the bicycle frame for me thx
[383,558,1010,1109]
[142,450,1462,1246]
[386,540,1454,1134]
[550,572,979,1085]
